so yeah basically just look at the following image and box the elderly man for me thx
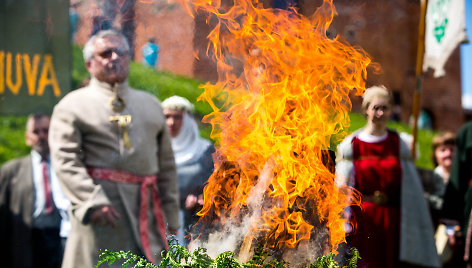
[49,30,179,267]
[0,114,70,268]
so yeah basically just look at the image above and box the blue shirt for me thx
[142,42,159,67]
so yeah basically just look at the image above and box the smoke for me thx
[188,160,333,267]
[189,216,250,258]
[189,219,332,267]
[188,160,275,258]
[281,228,331,267]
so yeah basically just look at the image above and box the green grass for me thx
[0,116,29,165]
[0,46,435,169]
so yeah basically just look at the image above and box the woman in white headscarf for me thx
[162,96,214,246]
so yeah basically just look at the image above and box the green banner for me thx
[0,0,71,115]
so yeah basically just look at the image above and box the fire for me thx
[181,0,369,260]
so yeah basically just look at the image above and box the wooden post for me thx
[411,0,428,159]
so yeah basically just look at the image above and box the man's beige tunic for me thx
[49,78,179,268]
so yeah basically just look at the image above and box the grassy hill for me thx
[0,46,436,169]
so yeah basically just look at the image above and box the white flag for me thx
[423,0,468,77]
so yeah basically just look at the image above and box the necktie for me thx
[41,158,54,214]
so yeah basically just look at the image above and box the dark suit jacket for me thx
[443,122,472,237]
[0,155,37,267]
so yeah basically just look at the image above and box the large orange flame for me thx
[183,0,369,256]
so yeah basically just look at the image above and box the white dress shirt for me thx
[31,150,71,237]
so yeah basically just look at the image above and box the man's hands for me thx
[89,205,120,228]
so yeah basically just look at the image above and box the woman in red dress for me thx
[336,86,439,268]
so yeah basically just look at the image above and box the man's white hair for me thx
[83,29,130,62]
[162,96,194,113]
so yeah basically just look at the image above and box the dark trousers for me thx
[31,228,62,268]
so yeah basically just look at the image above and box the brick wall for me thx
[300,0,464,131]
[73,0,195,77]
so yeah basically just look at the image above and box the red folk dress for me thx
[349,130,402,268]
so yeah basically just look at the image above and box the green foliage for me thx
[159,242,213,268]
[308,248,360,268]
[0,116,29,165]
[95,240,360,268]
[244,245,289,268]
[127,63,212,115]
[94,250,157,268]
[346,248,360,268]
[158,241,290,268]
[71,45,90,90]
[310,254,338,268]
[211,251,243,267]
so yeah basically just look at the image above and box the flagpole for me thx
[411,0,428,159]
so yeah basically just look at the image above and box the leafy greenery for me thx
[94,250,155,268]
[71,45,89,90]
[94,241,361,268]
[308,248,360,268]
[0,116,29,165]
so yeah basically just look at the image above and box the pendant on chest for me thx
[109,115,132,149]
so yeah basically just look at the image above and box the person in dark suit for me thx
[0,114,70,268]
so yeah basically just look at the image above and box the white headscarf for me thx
[162,96,211,166]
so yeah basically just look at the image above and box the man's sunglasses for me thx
[96,48,128,59]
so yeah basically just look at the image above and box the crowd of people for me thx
[1,29,472,268]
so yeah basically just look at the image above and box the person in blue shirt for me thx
[142,37,160,68]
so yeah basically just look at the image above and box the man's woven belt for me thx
[87,167,168,263]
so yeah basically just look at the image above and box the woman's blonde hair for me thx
[361,85,392,113]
